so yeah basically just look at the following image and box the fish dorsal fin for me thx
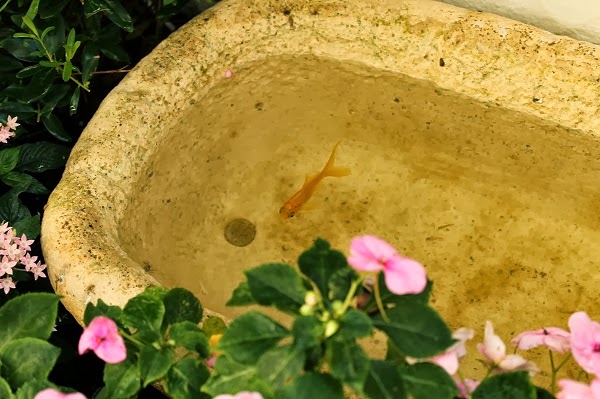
[304,172,319,186]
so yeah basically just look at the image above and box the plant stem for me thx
[373,276,389,322]
[550,350,557,394]
[69,76,90,92]
[0,0,12,13]
[341,277,363,313]
[119,329,145,349]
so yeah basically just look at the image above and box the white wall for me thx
[437,0,600,44]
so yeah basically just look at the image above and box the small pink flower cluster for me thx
[0,222,47,294]
[0,116,19,143]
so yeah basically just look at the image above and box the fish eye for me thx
[289,212,295,218]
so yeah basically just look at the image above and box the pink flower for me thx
[512,327,570,353]
[6,116,19,130]
[0,256,17,276]
[1,241,22,259]
[20,253,38,271]
[454,377,480,398]
[477,321,538,375]
[15,233,34,252]
[0,222,9,235]
[213,393,264,399]
[0,277,16,294]
[32,262,47,280]
[34,388,87,399]
[557,379,600,399]
[78,316,127,364]
[569,312,600,375]
[407,327,474,375]
[347,235,427,295]
[225,69,233,78]
[0,126,14,143]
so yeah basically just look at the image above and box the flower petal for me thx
[382,256,427,295]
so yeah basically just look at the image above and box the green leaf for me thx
[41,113,71,142]
[0,147,21,174]
[24,0,40,25]
[12,214,41,239]
[0,102,36,117]
[472,371,536,399]
[202,315,227,338]
[368,274,433,312]
[0,38,40,62]
[226,281,256,307]
[15,142,70,173]
[279,373,344,399]
[41,84,70,115]
[291,315,324,350]
[40,26,55,40]
[123,293,165,333]
[84,298,124,327]
[66,28,75,51]
[216,311,289,364]
[256,344,305,390]
[42,15,64,55]
[103,359,140,398]
[329,266,358,302]
[61,60,72,82]
[21,16,38,37]
[371,303,454,358]
[298,238,348,302]
[0,377,13,399]
[163,287,203,325]
[69,87,80,115]
[12,33,37,40]
[245,263,307,314]
[170,321,210,357]
[202,356,271,398]
[81,44,99,85]
[21,69,55,103]
[98,43,129,62]
[364,360,407,399]
[0,293,60,353]
[340,309,373,339]
[536,387,555,399]
[139,346,173,387]
[16,64,46,78]
[0,189,30,225]
[39,0,69,18]
[143,285,168,299]
[0,338,60,390]
[401,363,458,399]
[1,171,49,195]
[166,358,210,399]
[325,335,370,392]
[0,54,23,72]
[100,0,133,32]
[14,380,51,399]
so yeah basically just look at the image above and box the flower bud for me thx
[332,300,344,317]
[300,304,315,316]
[304,291,319,306]
[324,320,340,338]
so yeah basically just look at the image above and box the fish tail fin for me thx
[322,141,351,177]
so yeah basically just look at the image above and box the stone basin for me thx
[42,0,600,386]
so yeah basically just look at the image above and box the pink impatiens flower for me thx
[6,116,19,130]
[78,316,127,364]
[213,393,264,399]
[477,321,538,375]
[32,262,47,280]
[34,388,87,399]
[347,235,427,295]
[407,327,474,375]
[557,378,600,399]
[512,327,570,353]
[569,311,600,375]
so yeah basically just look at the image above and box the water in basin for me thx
[119,54,600,380]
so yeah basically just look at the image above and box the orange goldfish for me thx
[279,141,351,219]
